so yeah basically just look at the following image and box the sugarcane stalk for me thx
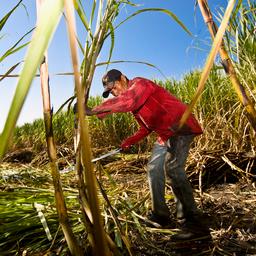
[75,152,121,255]
[75,151,95,249]
[39,54,83,256]
[82,0,113,104]
[179,0,236,129]
[37,1,83,255]
[64,1,111,255]
[97,177,134,256]
[197,0,256,131]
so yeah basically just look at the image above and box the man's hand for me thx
[120,140,132,152]
[73,102,95,116]
[85,106,94,116]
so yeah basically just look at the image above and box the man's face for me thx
[110,75,127,97]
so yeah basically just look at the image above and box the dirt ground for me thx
[100,156,256,256]
[1,149,256,255]
[130,181,256,255]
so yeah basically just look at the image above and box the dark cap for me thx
[102,69,122,98]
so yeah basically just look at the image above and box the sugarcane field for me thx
[0,0,256,255]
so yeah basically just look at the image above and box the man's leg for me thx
[147,142,170,222]
[165,135,198,218]
[165,135,210,238]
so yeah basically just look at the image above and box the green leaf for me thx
[89,0,97,28]
[115,8,192,36]
[74,0,92,38]
[105,22,115,71]
[96,59,167,79]
[54,96,76,115]
[0,28,34,63]
[0,0,23,31]
[76,35,84,54]
[0,62,22,82]
[0,42,30,63]
[0,0,64,157]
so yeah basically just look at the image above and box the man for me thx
[86,69,210,239]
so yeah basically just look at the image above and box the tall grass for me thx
[5,0,255,156]
[12,112,74,151]
[162,70,254,153]
[220,0,256,100]
[11,64,255,155]
[197,0,256,131]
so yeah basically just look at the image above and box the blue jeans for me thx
[147,135,199,220]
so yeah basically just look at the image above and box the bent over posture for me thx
[86,69,210,240]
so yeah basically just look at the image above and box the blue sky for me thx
[0,0,227,132]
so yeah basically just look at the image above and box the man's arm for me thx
[93,78,155,118]
[86,106,110,116]
[73,102,111,116]
[121,115,152,149]
[121,125,151,149]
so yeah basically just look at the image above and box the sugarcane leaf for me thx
[82,0,96,55]
[95,0,103,31]
[96,59,167,79]
[119,0,138,7]
[0,28,34,63]
[0,42,30,63]
[76,35,84,54]
[0,0,64,157]
[0,0,23,32]
[54,95,76,115]
[89,0,97,27]
[0,62,22,82]
[114,8,192,36]
[63,12,84,54]
[230,0,243,22]
[105,22,115,71]
[178,0,236,129]
[74,0,92,39]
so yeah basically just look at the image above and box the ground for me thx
[100,155,256,255]
[1,148,256,255]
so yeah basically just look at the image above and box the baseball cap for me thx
[102,69,122,98]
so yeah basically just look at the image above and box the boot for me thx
[145,211,172,228]
[172,214,211,240]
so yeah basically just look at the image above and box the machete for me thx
[91,148,121,162]
[60,148,121,174]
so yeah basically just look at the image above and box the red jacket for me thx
[93,77,202,147]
